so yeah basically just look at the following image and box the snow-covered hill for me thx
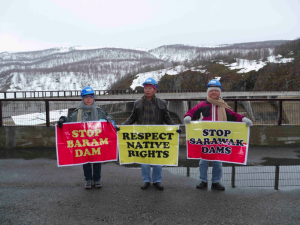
[0,40,293,92]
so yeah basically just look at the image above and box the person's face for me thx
[208,89,220,100]
[144,86,157,99]
[83,96,94,105]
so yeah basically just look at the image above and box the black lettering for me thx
[202,147,209,153]
[156,151,163,158]
[216,146,225,153]
[135,142,143,149]
[208,146,216,153]
[148,150,155,157]
[143,142,150,148]
[211,138,218,145]
[189,138,195,144]
[228,139,236,146]
[167,133,174,140]
[218,138,228,145]
[224,130,231,137]
[154,142,162,148]
[152,133,159,140]
[204,138,210,145]
[159,133,167,140]
[140,151,147,158]
[225,147,232,154]
[236,139,244,146]
[196,138,203,145]
[163,151,169,158]
[210,129,217,136]
[145,133,151,139]
[149,142,155,148]
[123,133,130,140]
[216,130,224,136]
[131,133,137,140]
[127,142,134,148]
[128,150,135,157]
[138,133,144,140]
[163,142,170,149]
[203,129,209,136]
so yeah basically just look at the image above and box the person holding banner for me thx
[57,86,111,189]
[121,78,180,190]
[184,79,253,191]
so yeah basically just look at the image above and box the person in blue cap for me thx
[57,86,111,189]
[184,79,253,191]
[121,78,181,190]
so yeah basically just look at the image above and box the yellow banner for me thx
[118,125,179,166]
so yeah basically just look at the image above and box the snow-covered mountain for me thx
[0,47,164,91]
[0,40,292,91]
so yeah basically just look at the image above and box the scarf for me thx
[207,97,231,121]
[77,101,99,122]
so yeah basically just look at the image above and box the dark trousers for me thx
[83,163,101,181]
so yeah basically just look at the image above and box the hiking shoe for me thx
[153,182,164,190]
[84,180,92,189]
[211,182,225,191]
[196,181,208,190]
[94,180,102,188]
[141,182,150,190]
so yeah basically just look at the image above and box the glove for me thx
[57,116,67,129]
[106,115,113,124]
[184,116,191,124]
[176,128,182,134]
[115,126,120,131]
[242,117,253,127]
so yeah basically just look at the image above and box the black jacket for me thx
[122,96,177,125]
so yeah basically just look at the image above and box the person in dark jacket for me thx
[122,78,180,190]
[184,79,253,191]
[57,86,110,189]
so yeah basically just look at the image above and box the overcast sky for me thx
[0,0,299,53]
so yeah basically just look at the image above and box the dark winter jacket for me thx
[184,100,244,122]
[122,96,177,125]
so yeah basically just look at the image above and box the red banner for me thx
[56,121,117,166]
[186,121,249,165]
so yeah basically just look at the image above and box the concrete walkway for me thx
[0,146,300,224]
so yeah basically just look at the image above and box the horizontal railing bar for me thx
[1,98,300,102]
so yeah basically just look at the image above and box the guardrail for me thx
[1,90,300,99]
[1,98,300,127]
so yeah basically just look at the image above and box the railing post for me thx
[187,166,190,177]
[14,92,16,99]
[234,100,238,113]
[274,165,279,190]
[45,100,50,127]
[231,165,236,188]
[188,100,191,110]
[0,101,2,126]
[4,92,6,99]
[278,100,282,125]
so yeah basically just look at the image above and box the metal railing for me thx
[1,98,300,126]
[1,90,300,99]
[165,165,300,190]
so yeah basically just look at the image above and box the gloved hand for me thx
[242,117,253,127]
[115,126,120,131]
[57,116,67,129]
[176,128,182,134]
[184,116,191,124]
[106,115,113,124]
